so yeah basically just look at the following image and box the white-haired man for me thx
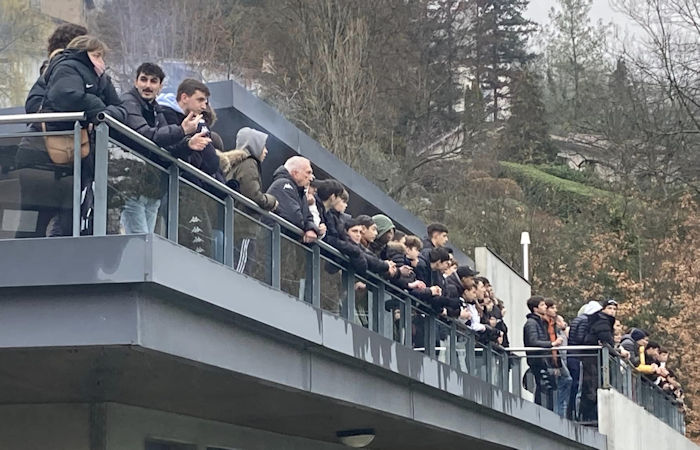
[266,156,319,243]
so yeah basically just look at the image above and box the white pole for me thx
[520,231,530,281]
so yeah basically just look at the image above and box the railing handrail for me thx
[98,112,442,317]
[0,112,85,124]
[504,345,603,352]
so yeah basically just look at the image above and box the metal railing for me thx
[505,346,686,433]
[0,112,686,433]
[0,112,508,388]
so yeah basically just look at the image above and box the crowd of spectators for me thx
[17,24,511,349]
[13,24,685,426]
[523,296,685,422]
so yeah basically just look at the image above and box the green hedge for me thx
[499,161,625,221]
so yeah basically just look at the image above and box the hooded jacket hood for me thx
[156,92,184,114]
[236,127,268,161]
[578,300,603,316]
[272,165,297,185]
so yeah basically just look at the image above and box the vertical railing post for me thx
[501,351,510,390]
[341,269,355,322]
[484,343,493,384]
[271,223,281,289]
[311,244,321,308]
[71,121,82,237]
[511,357,522,397]
[403,298,412,348]
[92,123,109,236]
[167,165,179,242]
[223,196,235,267]
[466,332,476,374]
[425,316,436,358]
[449,321,457,369]
[375,282,387,337]
[601,346,611,389]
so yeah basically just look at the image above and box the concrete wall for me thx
[474,247,532,399]
[0,403,90,450]
[598,389,697,450]
[105,403,350,450]
[474,247,531,349]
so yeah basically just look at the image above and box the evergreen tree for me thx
[468,0,535,122]
[498,68,556,163]
[544,0,610,129]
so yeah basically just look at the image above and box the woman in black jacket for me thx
[32,35,125,236]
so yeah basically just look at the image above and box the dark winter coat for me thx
[412,252,460,315]
[217,149,277,239]
[568,314,590,346]
[444,271,464,299]
[265,166,317,233]
[523,313,553,369]
[39,49,125,131]
[620,333,643,367]
[108,87,184,200]
[159,104,224,183]
[384,241,416,290]
[120,87,184,148]
[420,237,435,259]
[584,311,615,348]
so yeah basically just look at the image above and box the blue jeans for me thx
[555,364,573,417]
[120,195,161,234]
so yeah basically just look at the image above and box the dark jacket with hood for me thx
[523,313,553,369]
[265,166,317,233]
[39,48,125,131]
[568,314,591,346]
[584,311,615,348]
[156,93,224,184]
[219,128,277,239]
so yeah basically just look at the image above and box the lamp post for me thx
[520,231,530,281]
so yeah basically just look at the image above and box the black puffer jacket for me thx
[523,313,552,369]
[266,166,316,233]
[568,314,590,346]
[120,87,184,148]
[40,49,125,130]
[584,311,615,347]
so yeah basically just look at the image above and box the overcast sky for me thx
[524,0,633,29]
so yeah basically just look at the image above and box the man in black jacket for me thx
[579,299,618,421]
[413,247,461,315]
[266,156,319,243]
[157,79,221,182]
[118,63,200,234]
[420,222,449,258]
[523,296,563,407]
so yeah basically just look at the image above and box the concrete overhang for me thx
[0,235,603,449]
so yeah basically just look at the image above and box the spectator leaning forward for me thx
[421,222,449,258]
[265,156,319,243]
[31,35,126,236]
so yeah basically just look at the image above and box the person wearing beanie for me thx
[369,214,395,257]
[219,127,278,274]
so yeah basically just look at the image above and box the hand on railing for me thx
[302,229,318,243]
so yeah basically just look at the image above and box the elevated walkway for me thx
[0,234,605,450]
